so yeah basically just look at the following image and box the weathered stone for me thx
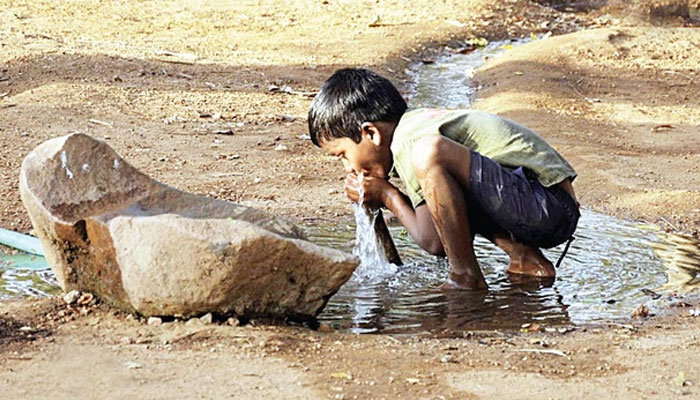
[147,317,163,326]
[199,313,213,324]
[63,289,81,305]
[20,133,357,319]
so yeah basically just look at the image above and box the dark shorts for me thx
[467,151,580,249]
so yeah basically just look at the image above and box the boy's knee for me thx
[411,136,444,178]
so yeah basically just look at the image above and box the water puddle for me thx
[0,245,59,299]
[313,211,700,334]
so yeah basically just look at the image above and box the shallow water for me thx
[312,210,700,334]
[0,246,59,299]
[2,213,697,335]
[408,39,526,109]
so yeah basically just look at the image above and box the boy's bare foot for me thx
[506,246,555,278]
[440,271,488,291]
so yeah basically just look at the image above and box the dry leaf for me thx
[330,372,352,380]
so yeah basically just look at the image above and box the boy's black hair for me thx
[308,68,407,147]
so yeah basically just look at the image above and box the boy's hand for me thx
[344,173,393,208]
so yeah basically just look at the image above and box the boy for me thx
[308,68,579,290]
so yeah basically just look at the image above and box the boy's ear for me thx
[361,122,383,146]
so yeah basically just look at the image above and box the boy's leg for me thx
[490,233,555,278]
[412,136,487,291]
[466,149,579,278]
[469,199,556,278]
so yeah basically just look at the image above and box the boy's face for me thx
[320,125,393,179]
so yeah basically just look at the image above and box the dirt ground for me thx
[2,0,700,398]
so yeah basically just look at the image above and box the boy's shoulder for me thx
[391,108,471,151]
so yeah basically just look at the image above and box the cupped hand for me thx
[344,173,393,209]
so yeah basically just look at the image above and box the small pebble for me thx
[147,317,163,326]
[200,313,213,324]
[77,292,95,306]
[226,317,240,327]
[124,361,142,370]
[440,355,456,363]
[63,290,81,305]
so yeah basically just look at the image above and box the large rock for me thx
[19,133,357,319]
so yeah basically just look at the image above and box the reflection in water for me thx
[312,210,700,335]
[652,233,700,291]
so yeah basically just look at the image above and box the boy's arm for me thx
[384,187,445,256]
[345,174,444,256]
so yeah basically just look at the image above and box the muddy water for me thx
[313,211,700,334]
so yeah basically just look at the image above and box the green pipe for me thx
[0,227,45,256]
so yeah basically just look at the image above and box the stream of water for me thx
[351,172,398,280]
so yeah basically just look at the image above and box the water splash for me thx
[351,172,398,281]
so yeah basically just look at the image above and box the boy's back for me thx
[390,108,577,208]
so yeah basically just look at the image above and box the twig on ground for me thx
[663,70,694,82]
[385,335,402,344]
[88,119,114,128]
[154,50,197,60]
[154,50,198,65]
[174,72,193,80]
[568,84,601,104]
[605,321,636,330]
[512,348,568,357]
[268,85,316,97]
[659,216,679,231]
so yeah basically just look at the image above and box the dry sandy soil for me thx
[2,0,700,399]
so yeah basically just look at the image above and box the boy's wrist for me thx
[380,183,398,208]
